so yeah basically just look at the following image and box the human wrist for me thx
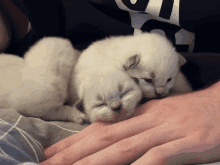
[206,80,220,97]
[187,80,220,104]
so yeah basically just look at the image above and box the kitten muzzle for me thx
[110,101,122,112]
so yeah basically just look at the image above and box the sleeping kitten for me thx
[91,32,192,98]
[8,37,86,124]
[72,32,192,123]
[7,37,142,124]
[71,61,142,123]
[0,54,25,109]
[7,32,192,124]
[122,32,193,99]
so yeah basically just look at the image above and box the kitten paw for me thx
[70,107,86,125]
[73,113,85,125]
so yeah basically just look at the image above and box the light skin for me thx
[41,81,220,165]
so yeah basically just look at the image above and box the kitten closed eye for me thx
[95,103,106,108]
[120,88,134,98]
[167,78,172,83]
[131,77,139,84]
[143,78,153,84]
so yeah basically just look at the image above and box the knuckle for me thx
[148,146,168,161]
[76,158,92,165]
[100,126,113,136]
[115,139,135,155]
[191,133,215,150]
[97,126,116,143]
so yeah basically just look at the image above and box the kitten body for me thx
[73,32,192,123]
[87,32,193,99]
[72,54,142,123]
[0,54,25,108]
[8,37,85,123]
[6,37,142,124]
[125,32,193,98]
[4,32,192,125]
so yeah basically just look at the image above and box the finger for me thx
[134,99,159,116]
[44,99,159,158]
[72,123,186,165]
[131,133,220,165]
[44,121,108,159]
[42,114,163,165]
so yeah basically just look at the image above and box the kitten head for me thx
[120,32,187,99]
[75,69,142,123]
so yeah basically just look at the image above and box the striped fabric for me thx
[0,108,88,164]
[116,0,180,25]
[0,116,42,164]
[89,0,220,52]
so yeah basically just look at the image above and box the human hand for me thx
[41,82,220,165]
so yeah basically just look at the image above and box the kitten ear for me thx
[178,54,187,66]
[75,98,84,112]
[123,55,140,70]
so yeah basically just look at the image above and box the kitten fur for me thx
[84,32,192,99]
[72,61,142,123]
[0,54,25,109]
[124,32,193,98]
[73,32,192,123]
[4,32,192,124]
[6,37,142,124]
[7,37,85,123]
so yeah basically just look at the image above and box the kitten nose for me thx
[155,87,165,99]
[111,101,122,112]
[156,87,165,94]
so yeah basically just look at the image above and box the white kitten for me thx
[123,32,193,98]
[7,37,142,124]
[0,54,25,109]
[8,37,85,123]
[81,32,192,101]
[6,32,192,125]
[72,62,142,123]
[72,32,192,123]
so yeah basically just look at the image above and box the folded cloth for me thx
[0,108,88,164]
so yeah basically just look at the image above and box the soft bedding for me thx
[0,108,88,164]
